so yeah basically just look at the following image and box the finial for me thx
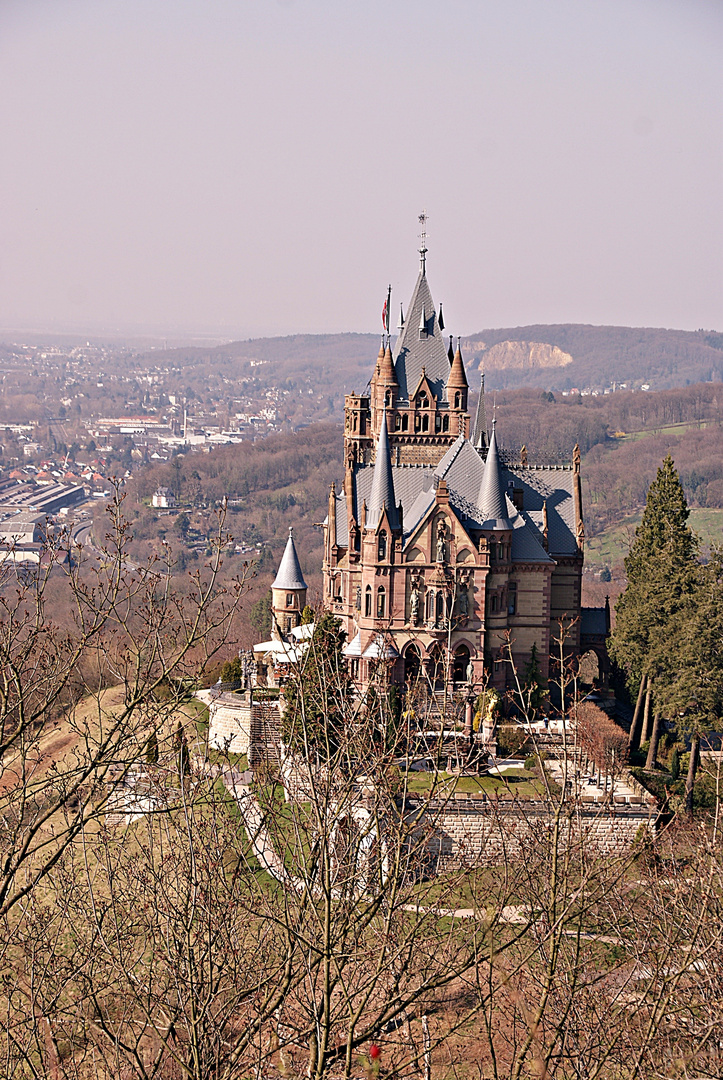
[418,210,428,273]
[288,526,293,537]
[398,302,405,329]
[438,302,445,331]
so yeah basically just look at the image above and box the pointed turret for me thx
[272,528,307,591]
[271,528,308,641]
[366,411,399,531]
[447,338,468,410]
[473,372,488,452]
[477,423,511,529]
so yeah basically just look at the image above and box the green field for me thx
[616,419,716,443]
[587,507,723,568]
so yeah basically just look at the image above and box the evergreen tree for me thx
[249,590,272,639]
[655,551,723,814]
[145,728,159,766]
[610,456,699,761]
[282,612,352,759]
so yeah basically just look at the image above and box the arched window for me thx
[394,414,401,431]
[377,530,387,561]
[385,390,393,407]
[404,644,422,684]
[426,590,435,622]
[365,586,372,617]
[453,645,471,684]
[436,591,445,622]
[376,587,386,619]
[417,393,429,409]
[454,391,461,409]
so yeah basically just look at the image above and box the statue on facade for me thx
[355,584,361,611]
[410,585,420,624]
[436,521,446,563]
[458,584,469,619]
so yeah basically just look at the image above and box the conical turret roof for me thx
[477,424,511,529]
[366,411,399,531]
[272,529,307,590]
[447,339,468,390]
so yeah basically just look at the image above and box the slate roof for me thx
[366,412,400,531]
[581,607,608,637]
[393,270,450,403]
[272,529,307,590]
[335,431,577,564]
[477,426,512,529]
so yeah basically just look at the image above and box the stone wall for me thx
[208,691,253,755]
[405,795,656,871]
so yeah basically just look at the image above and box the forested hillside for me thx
[138,324,723,415]
[115,383,721,632]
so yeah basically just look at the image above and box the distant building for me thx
[322,241,605,698]
[152,487,175,508]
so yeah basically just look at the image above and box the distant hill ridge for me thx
[146,324,723,394]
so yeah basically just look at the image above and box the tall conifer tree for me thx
[610,456,698,763]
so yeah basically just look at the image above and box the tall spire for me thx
[272,528,307,591]
[366,411,399,531]
[418,210,428,274]
[477,422,510,529]
[473,372,487,452]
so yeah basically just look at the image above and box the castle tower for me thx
[271,528,307,641]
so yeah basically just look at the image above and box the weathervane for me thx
[418,210,428,273]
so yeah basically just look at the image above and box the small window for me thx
[491,595,498,613]
[435,413,441,433]
[442,415,449,432]
[401,414,409,432]
[376,587,386,619]
[365,586,372,617]
[454,392,461,409]
[378,531,387,561]
[489,542,496,563]
[385,390,393,407]
[508,582,517,615]
[422,414,429,432]
[417,393,429,409]
[286,593,293,607]
[394,414,401,431]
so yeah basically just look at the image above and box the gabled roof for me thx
[366,412,400,531]
[392,270,450,403]
[272,529,307,591]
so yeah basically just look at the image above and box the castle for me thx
[317,240,605,698]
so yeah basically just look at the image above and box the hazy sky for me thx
[1,0,721,339]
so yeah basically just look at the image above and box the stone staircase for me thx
[249,700,282,768]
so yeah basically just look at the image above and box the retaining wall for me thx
[404,795,656,871]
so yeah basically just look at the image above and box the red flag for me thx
[381,299,388,332]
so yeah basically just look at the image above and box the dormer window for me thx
[417,393,429,409]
